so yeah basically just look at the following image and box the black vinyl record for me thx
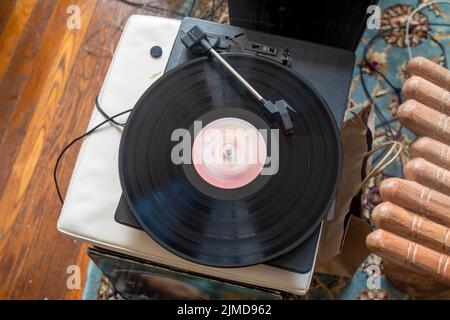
[119,54,341,267]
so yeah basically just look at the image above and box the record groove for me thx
[119,54,341,267]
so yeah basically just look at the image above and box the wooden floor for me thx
[0,0,188,300]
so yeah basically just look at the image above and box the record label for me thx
[191,117,267,189]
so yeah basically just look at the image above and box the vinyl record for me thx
[119,54,341,267]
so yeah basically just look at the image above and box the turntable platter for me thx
[119,54,341,267]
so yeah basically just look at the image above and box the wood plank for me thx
[0,0,183,299]
[0,0,17,32]
[7,1,133,300]
[0,0,96,239]
[0,0,98,299]
[63,243,91,300]
[0,0,37,82]
[0,0,62,194]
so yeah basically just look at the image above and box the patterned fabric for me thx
[84,0,450,300]
[306,0,450,300]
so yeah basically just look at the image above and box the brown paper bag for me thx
[315,104,374,277]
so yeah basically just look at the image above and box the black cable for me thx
[361,34,398,136]
[56,20,450,204]
[363,34,402,95]
[362,22,450,139]
[360,23,450,171]
[375,22,450,70]
[360,62,405,175]
[95,96,126,127]
[359,25,450,171]
[375,117,398,127]
[429,33,448,69]
[359,64,395,137]
[54,108,133,203]
[361,33,405,172]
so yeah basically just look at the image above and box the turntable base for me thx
[115,17,354,272]
[57,15,354,296]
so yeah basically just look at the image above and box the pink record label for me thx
[192,118,267,189]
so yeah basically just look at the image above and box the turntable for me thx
[58,15,355,298]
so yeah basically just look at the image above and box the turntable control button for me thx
[150,45,163,58]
